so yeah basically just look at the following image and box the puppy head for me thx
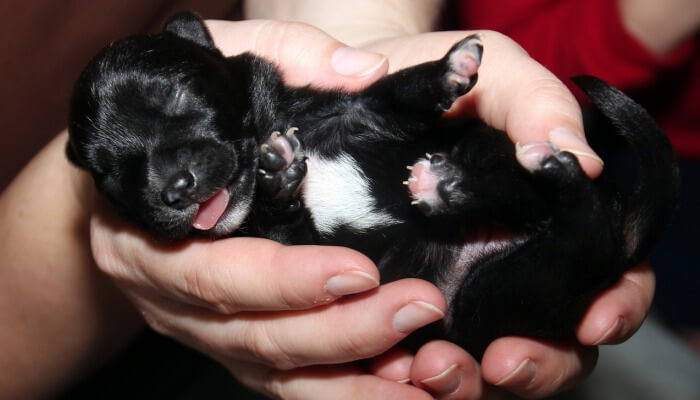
[68,13,257,238]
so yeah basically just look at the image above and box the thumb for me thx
[365,31,604,178]
[460,31,604,178]
[206,19,388,90]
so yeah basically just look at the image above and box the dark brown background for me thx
[0,0,241,190]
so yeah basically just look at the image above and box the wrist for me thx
[244,0,444,47]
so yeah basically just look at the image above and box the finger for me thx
[365,31,603,178]
[410,340,484,400]
[230,361,435,400]
[90,201,379,314]
[206,19,388,90]
[369,347,415,383]
[131,279,446,370]
[577,262,655,345]
[481,337,598,399]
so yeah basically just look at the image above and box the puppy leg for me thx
[258,127,307,211]
[447,149,622,354]
[363,35,483,116]
[519,146,620,266]
[404,130,549,227]
[531,148,612,231]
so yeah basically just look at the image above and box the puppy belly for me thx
[302,152,401,236]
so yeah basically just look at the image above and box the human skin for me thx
[89,19,652,400]
[242,3,655,397]
[0,15,654,400]
[619,0,700,54]
[0,134,144,400]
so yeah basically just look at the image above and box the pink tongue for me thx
[192,189,230,230]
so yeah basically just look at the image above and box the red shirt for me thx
[457,0,699,158]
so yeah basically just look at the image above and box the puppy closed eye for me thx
[95,173,121,198]
[89,147,118,174]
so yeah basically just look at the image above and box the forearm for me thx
[244,0,444,47]
[619,0,700,54]
[0,132,143,399]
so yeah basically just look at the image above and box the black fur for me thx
[67,12,679,358]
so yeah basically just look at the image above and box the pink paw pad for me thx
[446,36,482,88]
[447,50,480,87]
[405,156,442,208]
[267,128,299,167]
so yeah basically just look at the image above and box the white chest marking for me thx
[303,152,401,235]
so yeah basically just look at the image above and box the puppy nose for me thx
[161,170,196,209]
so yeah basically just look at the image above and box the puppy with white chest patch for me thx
[67,12,679,357]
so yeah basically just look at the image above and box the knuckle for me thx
[244,324,298,371]
[181,263,237,314]
[140,309,171,336]
[276,280,313,310]
[335,329,379,360]
[89,226,116,272]
[182,264,208,300]
[262,374,287,400]
[254,20,321,61]
[277,20,325,41]
[89,234,135,284]
[271,247,320,309]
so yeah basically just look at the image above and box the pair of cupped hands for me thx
[90,19,654,400]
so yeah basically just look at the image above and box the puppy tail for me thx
[572,75,680,267]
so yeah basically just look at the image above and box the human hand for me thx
[357,31,656,398]
[91,198,452,399]
[89,19,478,400]
[363,30,605,179]
[90,20,656,399]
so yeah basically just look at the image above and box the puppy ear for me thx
[65,141,86,169]
[164,11,216,50]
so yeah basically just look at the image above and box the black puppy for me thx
[67,12,679,357]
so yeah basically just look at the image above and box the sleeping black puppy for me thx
[67,12,679,358]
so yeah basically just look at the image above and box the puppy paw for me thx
[521,142,584,179]
[515,141,559,172]
[538,150,588,187]
[521,142,591,197]
[258,128,307,209]
[438,34,483,110]
[405,153,469,215]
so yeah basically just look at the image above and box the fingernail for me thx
[495,358,537,387]
[549,128,604,165]
[515,141,558,171]
[331,47,387,78]
[420,363,462,396]
[324,270,379,296]
[393,301,445,333]
[593,317,627,345]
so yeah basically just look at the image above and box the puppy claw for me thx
[285,127,299,138]
[406,165,414,171]
[261,143,271,153]
[447,75,471,88]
